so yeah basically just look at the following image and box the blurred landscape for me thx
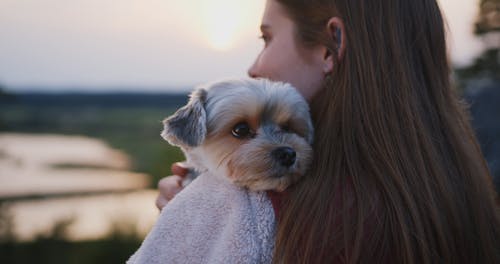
[0,91,189,263]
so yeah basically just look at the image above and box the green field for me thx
[0,94,187,187]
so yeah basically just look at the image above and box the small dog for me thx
[161,78,313,191]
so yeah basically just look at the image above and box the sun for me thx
[199,0,263,51]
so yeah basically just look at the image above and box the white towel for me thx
[127,172,276,264]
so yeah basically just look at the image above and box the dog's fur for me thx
[161,78,313,191]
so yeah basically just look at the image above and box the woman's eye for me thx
[259,34,270,46]
[232,122,252,139]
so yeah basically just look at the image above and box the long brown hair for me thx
[274,0,500,263]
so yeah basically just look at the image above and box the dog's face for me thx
[162,78,313,191]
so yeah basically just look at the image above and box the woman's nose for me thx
[247,67,257,78]
[247,60,259,78]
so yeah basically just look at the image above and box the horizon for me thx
[2,86,191,94]
[1,84,193,94]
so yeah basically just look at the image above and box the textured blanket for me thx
[127,172,276,264]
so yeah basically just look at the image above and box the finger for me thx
[158,175,183,190]
[155,195,168,210]
[171,162,189,177]
[158,176,183,199]
[156,175,185,211]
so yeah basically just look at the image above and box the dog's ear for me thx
[162,88,207,147]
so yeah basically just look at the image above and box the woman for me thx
[157,0,500,263]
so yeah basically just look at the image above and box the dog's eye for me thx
[232,122,252,139]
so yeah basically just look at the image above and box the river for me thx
[0,133,159,241]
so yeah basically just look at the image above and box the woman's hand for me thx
[155,162,189,210]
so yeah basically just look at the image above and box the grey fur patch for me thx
[162,88,207,147]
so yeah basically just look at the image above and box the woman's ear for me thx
[322,17,346,74]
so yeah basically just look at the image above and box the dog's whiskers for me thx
[217,148,239,169]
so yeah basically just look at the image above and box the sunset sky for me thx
[0,0,484,92]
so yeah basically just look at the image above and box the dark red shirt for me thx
[266,190,286,220]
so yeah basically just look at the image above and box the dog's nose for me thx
[272,147,296,167]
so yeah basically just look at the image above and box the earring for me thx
[335,28,342,52]
[323,73,334,87]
